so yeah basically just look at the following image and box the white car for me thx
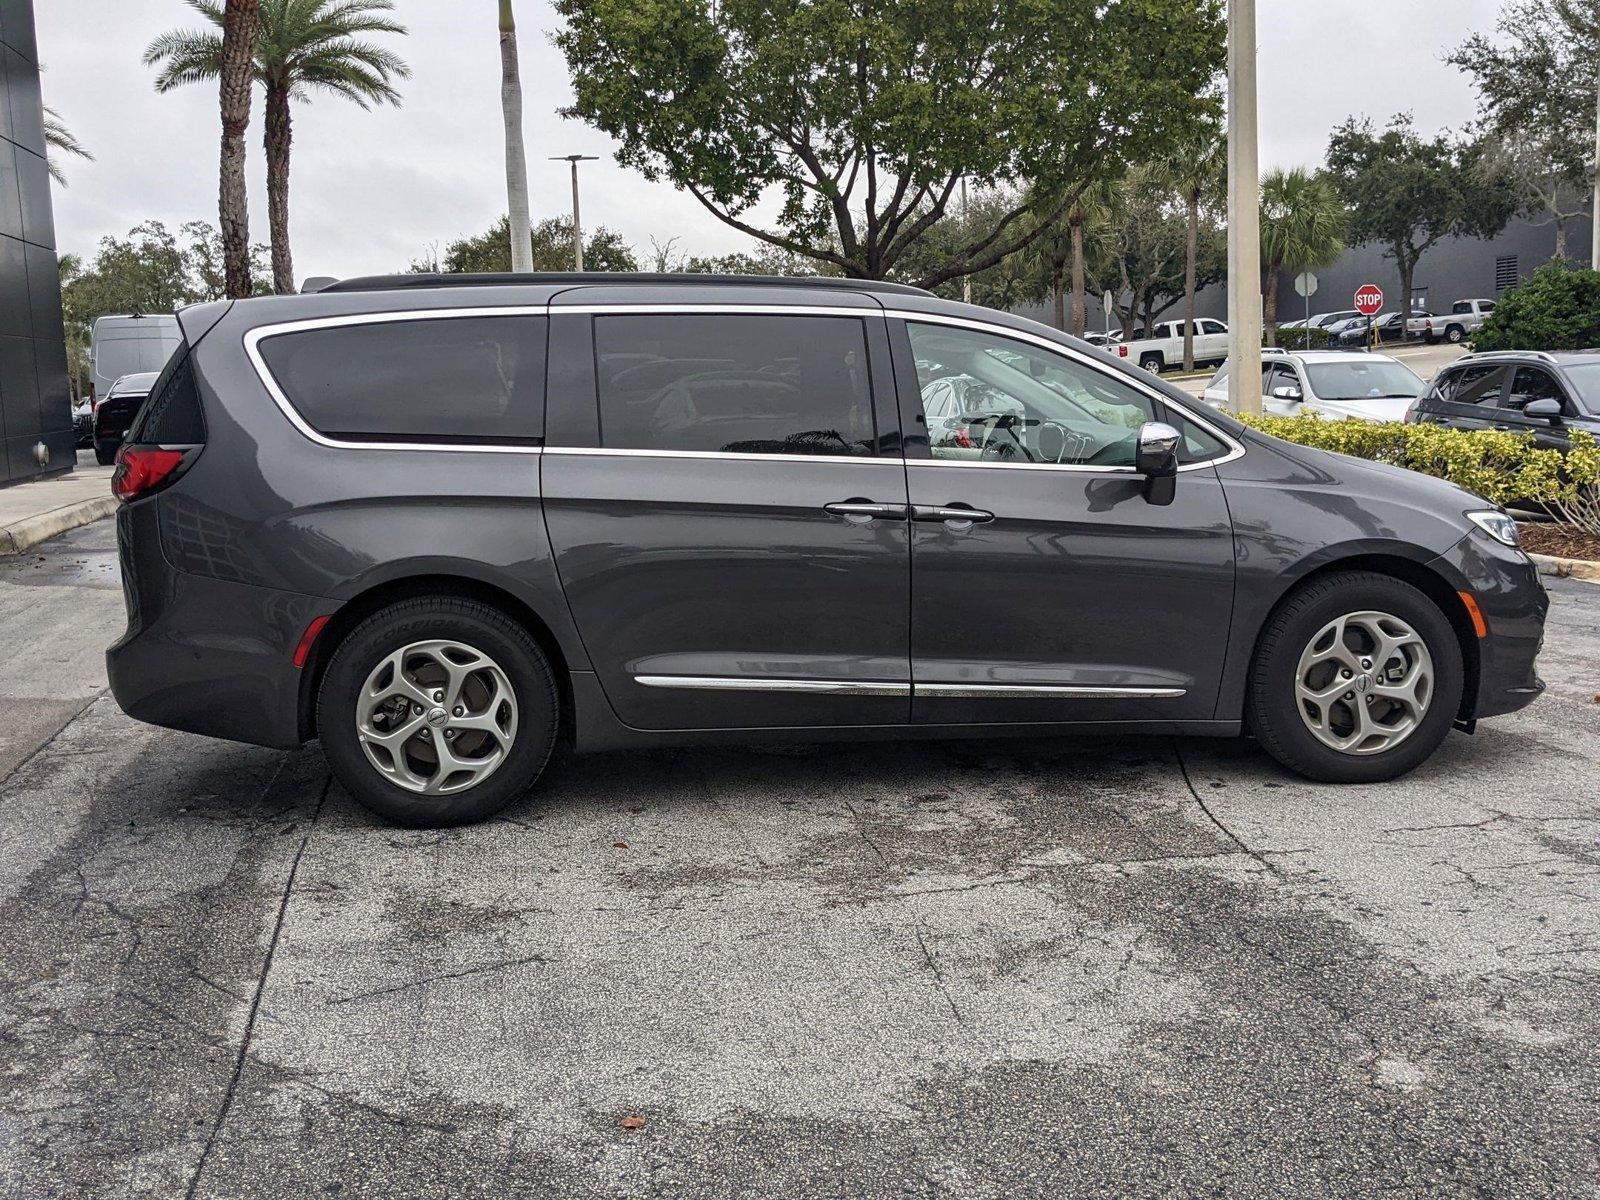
[1202,350,1427,423]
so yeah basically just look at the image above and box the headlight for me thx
[1467,510,1519,548]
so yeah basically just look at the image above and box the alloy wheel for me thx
[355,639,518,794]
[1293,610,1434,756]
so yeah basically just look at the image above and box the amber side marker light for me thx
[293,615,332,668]
[1458,591,1488,640]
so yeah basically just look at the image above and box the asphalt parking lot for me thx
[2,520,1597,1198]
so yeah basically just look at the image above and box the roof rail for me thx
[320,271,933,297]
[1461,349,1558,364]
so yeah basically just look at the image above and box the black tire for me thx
[94,442,117,466]
[1139,353,1164,375]
[317,596,559,827]
[1445,324,1466,344]
[1247,571,1464,784]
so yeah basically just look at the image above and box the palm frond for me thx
[43,105,92,186]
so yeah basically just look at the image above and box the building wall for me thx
[1013,213,1595,335]
[0,0,70,486]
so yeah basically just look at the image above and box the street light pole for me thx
[1226,0,1263,416]
[1592,75,1600,271]
[550,154,598,271]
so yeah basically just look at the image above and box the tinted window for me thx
[126,342,205,444]
[1437,365,1507,405]
[908,322,1227,467]
[1452,301,1471,315]
[593,314,875,456]
[1199,319,1227,335]
[1503,367,1567,413]
[259,316,546,443]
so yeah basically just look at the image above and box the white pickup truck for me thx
[1430,298,1496,345]
[1112,318,1229,374]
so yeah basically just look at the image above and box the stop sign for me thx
[1354,284,1384,316]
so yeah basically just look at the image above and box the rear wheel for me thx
[1248,571,1463,783]
[318,597,558,827]
[1139,353,1164,375]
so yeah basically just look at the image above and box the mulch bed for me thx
[1518,522,1600,562]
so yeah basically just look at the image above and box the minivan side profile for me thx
[107,275,1547,827]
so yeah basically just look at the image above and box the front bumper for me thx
[1428,529,1547,720]
[107,504,327,750]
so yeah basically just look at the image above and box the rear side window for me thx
[593,314,876,456]
[1436,364,1507,405]
[126,341,206,444]
[257,316,546,444]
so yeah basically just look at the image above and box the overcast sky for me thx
[38,0,1508,281]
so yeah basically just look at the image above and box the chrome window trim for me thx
[634,675,1184,700]
[243,306,551,454]
[545,446,891,466]
[636,676,911,696]
[885,308,1245,474]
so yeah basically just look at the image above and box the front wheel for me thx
[1248,571,1463,783]
[318,597,559,827]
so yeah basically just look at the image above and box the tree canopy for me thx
[554,0,1223,286]
[413,215,638,274]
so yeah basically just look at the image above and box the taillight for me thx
[112,446,188,503]
[1118,345,1128,357]
[1403,404,1419,424]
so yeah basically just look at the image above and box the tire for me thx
[1139,353,1164,375]
[94,442,117,466]
[318,596,559,827]
[1247,571,1463,784]
[1445,325,1466,344]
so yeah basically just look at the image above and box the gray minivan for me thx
[106,275,1547,827]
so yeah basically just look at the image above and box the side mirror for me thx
[1523,397,1562,423]
[1272,385,1302,401]
[1136,421,1181,506]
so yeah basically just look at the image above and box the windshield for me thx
[1305,359,1425,401]
[1559,362,1600,411]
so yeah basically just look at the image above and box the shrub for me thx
[1472,262,1600,351]
[1270,325,1332,350]
[1236,412,1600,535]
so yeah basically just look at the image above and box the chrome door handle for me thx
[911,504,995,528]
[824,500,909,524]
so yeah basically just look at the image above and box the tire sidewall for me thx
[1250,574,1464,783]
[318,601,557,827]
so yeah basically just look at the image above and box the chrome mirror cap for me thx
[1136,421,1181,507]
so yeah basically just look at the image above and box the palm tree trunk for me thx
[218,0,258,300]
[1263,266,1280,347]
[1182,191,1198,371]
[500,0,533,273]
[1051,264,1065,331]
[264,83,294,294]
[1069,217,1085,336]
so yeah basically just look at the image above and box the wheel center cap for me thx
[426,706,449,727]
[1355,673,1373,694]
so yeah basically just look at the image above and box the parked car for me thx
[1327,316,1374,348]
[1202,350,1426,422]
[92,371,160,465]
[1082,331,1123,349]
[72,398,93,448]
[1372,310,1435,344]
[106,274,1547,827]
[1408,350,1600,452]
[89,314,181,404]
[1114,318,1230,373]
[1428,299,1496,345]
[1278,309,1362,333]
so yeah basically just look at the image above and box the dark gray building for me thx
[1016,213,1595,334]
[0,0,70,486]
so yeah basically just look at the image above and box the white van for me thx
[89,315,181,402]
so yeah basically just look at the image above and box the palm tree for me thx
[1164,134,1225,371]
[146,0,410,294]
[1259,168,1347,346]
[218,0,259,299]
[500,0,534,273]
[42,106,93,185]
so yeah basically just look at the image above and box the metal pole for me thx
[961,177,972,304]
[551,154,598,272]
[1592,74,1600,271]
[1226,0,1263,416]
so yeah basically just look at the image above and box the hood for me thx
[1317,397,1417,424]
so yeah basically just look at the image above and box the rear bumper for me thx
[107,504,327,750]
[1428,531,1548,721]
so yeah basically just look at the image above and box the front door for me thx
[892,316,1237,727]
[1496,366,1576,451]
[542,307,911,731]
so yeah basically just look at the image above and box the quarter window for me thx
[907,322,1226,467]
[257,316,546,443]
[592,314,876,456]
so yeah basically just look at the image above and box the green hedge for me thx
[1473,262,1600,352]
[1270,326,1332,350]
[1235,411,1599,512]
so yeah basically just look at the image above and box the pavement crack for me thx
[911,922,964,1025]
[1172,739,1285,879]
[327,953,550,1006]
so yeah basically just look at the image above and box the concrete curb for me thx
[0,495,118,556]
[1528,552,1600,585]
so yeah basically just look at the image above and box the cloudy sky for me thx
[38,0,1507,281]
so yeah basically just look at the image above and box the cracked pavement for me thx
[1,522,1598,1198]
